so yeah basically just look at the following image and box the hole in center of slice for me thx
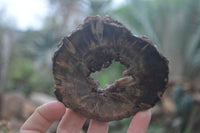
[91,61,125,88]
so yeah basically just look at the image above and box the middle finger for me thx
[57,109,86,133]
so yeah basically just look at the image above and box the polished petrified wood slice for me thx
[52,16,169,122]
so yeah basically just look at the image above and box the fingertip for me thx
[137,109,151,120]
[38,101,66,122]
[57,109,86,133]
[147,109,151,119]
[127,109,151,133]
[87,120,109,133]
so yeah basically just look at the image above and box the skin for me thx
[20,101,151,133]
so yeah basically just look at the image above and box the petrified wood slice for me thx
[52,16,169,122]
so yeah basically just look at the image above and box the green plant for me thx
[91,61,125,88]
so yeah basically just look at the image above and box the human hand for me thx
[20,101,151,133]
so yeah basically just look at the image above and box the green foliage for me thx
[91,61,125,87]
[6,56,54,96]
[0,121,10,133]
[110,0,200,80]
[5,29,56,96]
[109,117,132,133]
[88,0,112,15]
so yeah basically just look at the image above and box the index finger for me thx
[127,109,151,133]
[20,101,66,133]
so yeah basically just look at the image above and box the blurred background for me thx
[0,0,200,133]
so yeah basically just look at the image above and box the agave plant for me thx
[111,0,200,132]
[114,0,200,81]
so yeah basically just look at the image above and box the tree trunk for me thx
[0,31,12,118]
[0,31,12,90]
